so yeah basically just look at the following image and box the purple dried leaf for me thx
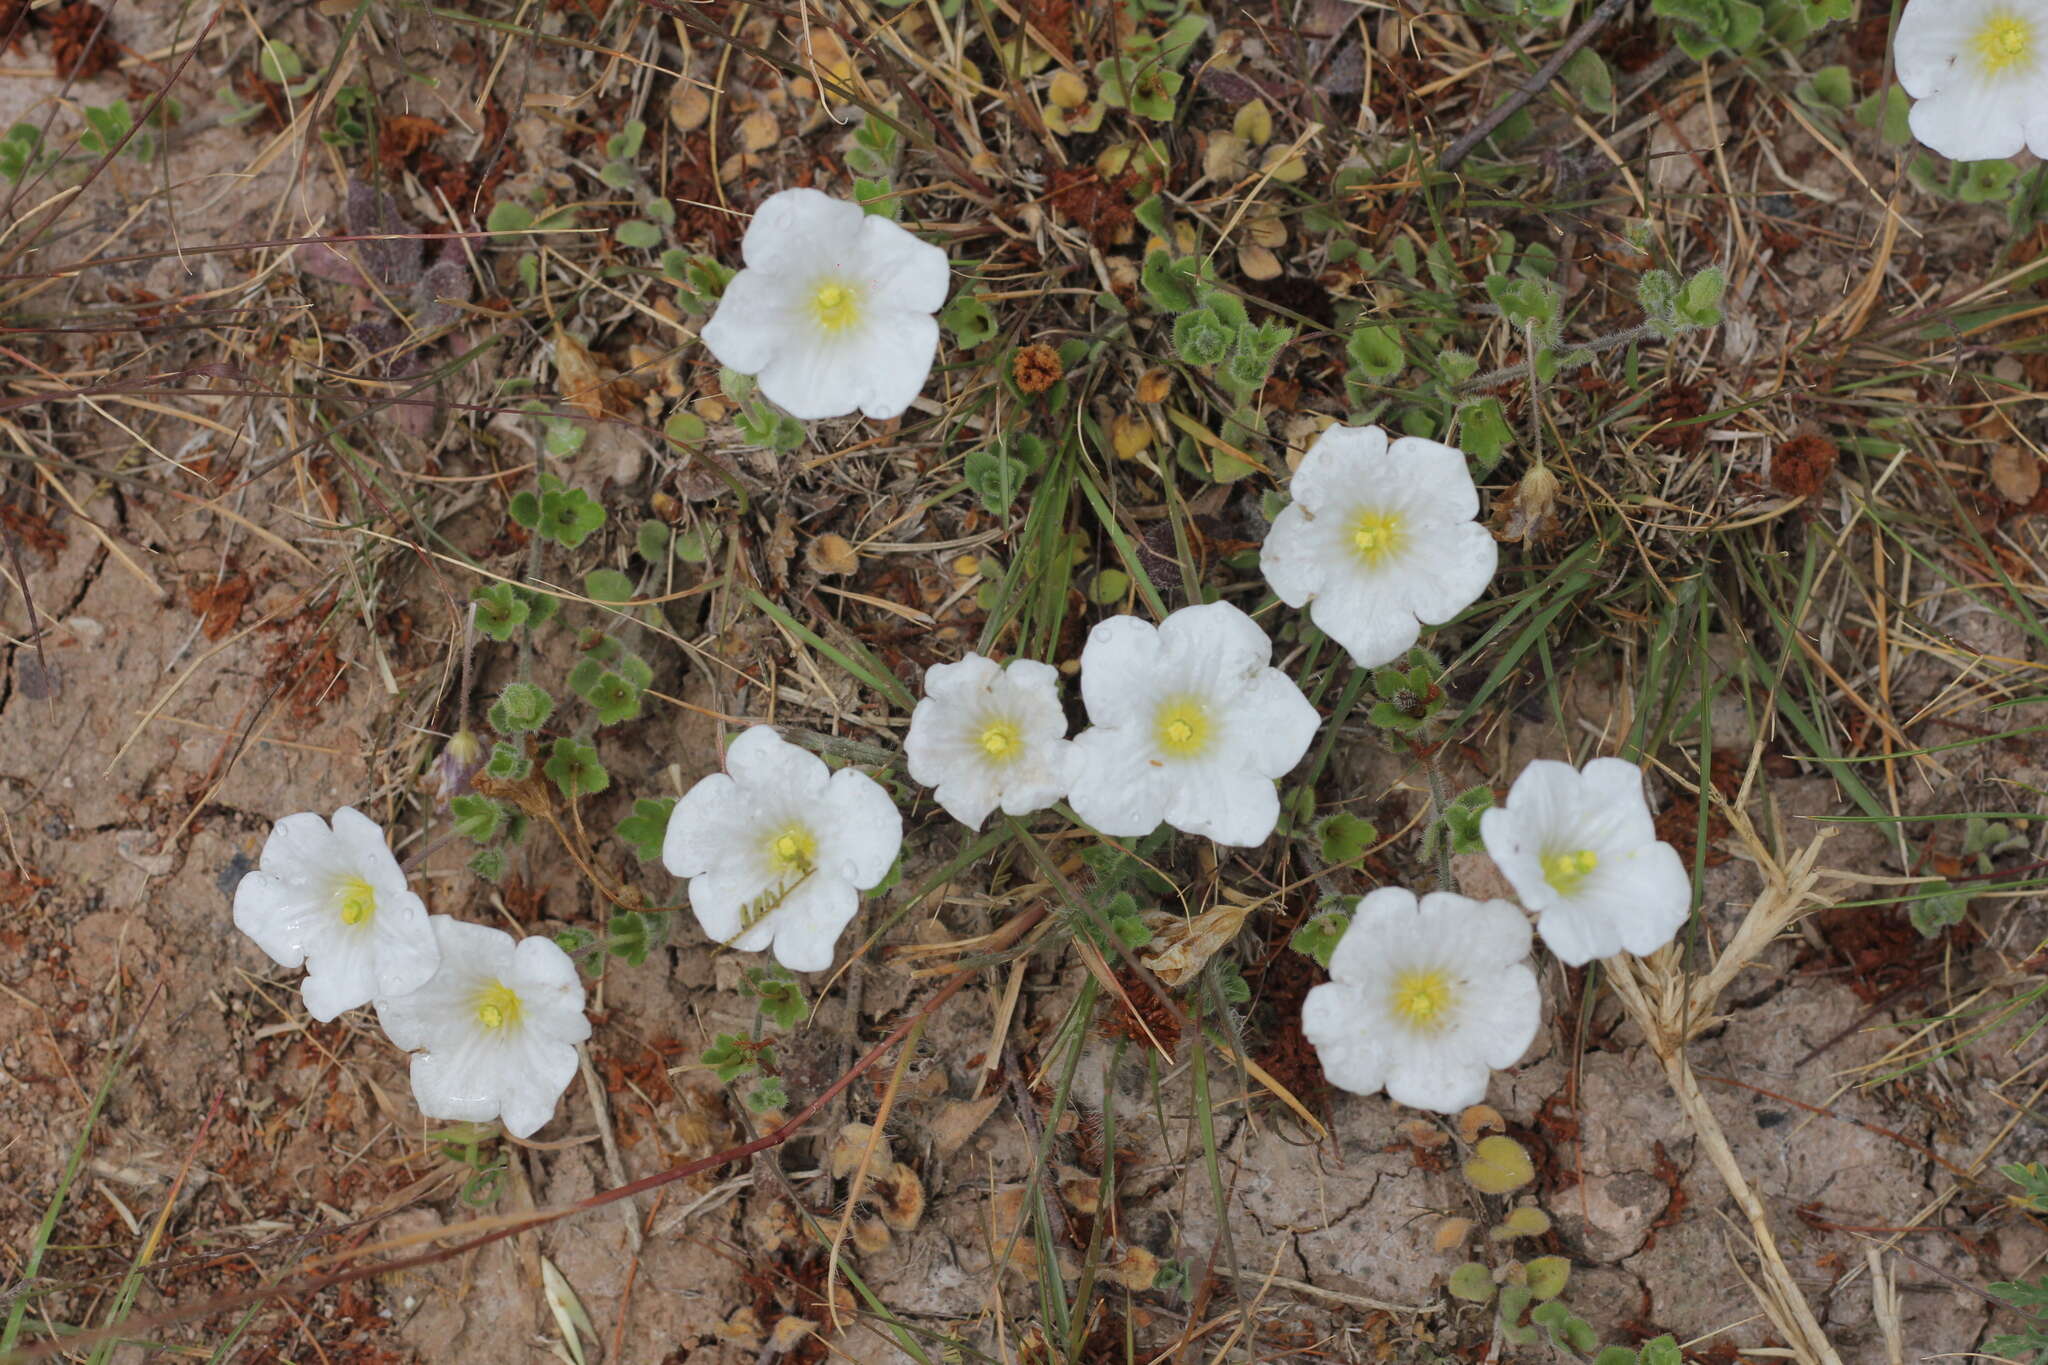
[294,241,373,288]
[414,256,473,330]
[382,359,439,440]
[348,317,407,360]
[1199,67,1264,103]
[345,178,423,290]
[1323,39,1364,96]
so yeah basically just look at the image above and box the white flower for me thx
[1067,602,1318,847]
[1479,757,1692,967]
[1301,888,1540,1113]
[232,807,439,1022]
[662,726,903,972]
[699,188,951,421]
[1895,0,2048,161]
[904,653,1075,829]
[375,917,590,1140]
[1261,423,1498,669]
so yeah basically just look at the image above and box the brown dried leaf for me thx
[1458,1104,1505,1145]
[1110,412,1153,460]
[552,328,609,421]
[1434,1216,1475,1251]
[1990,444,2041,505]
[1237,244,1282,280]
[1136,368,1172,404]
[1141,895,1255,988]
[929,1093,1002,1155]
[737,109,779,153]
[669,83,711,133]
[806,532,860,576]
[829,1122,891,1179]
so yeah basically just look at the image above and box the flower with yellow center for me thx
[1540,848,1599,896]
[1894,0,2048,162]
[698,187,953,421]
[810,280,861,332]
[1152,696,1212,759]
[337,876,377,926]
[665,727,905,972]
[1301,888,1540,1114]
[1974,10,2033,73]
[232,806,439,1022]
[1389,969,1454,1030]
[473,981,523,1030]
[1349,510,1405,567]
[1480,757,1692,967]
[376,917,590,1139]
[905,654,1077,830]
[1262,423,1497,669]
[1067,603,1319,847]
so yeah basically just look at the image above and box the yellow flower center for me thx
[337,876,377,926]
[474,982,522,1031]
[1153,696,1212,758]
[1390,969,1454,1030]
[977,719,1022,763]
[1974,11,2033,75]
[810,280,860,332]
[768,825,818,872]
[1349,510,1405,566]
[1541,848,1600,896]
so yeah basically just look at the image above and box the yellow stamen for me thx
[768,825,818,871]
[1349,510,1405,566]
[1154,696,1211,758]
[475,982,522,1030]
[1973,11,2033,75]
[811,280,860,332]
[978,720,1022,762]
[337,876,376,927]
[1541,848,1600,895]
[1390,969,1454,1029]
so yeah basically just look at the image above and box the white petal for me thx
[1606,843,1693,957]
[1382,436,1480,521]
[755,329,871,420]
[1577,757,1658,845]
[1534,898,1625,967]
[1156,600,1274,677]
[1908,81,2030,161]
[496,1035,581,1138]
[740,188,868,275]
[850,310,940,420]
[410,1049,503,1124]
[663,771,747,880]
[329,806,402,877]
[1308,579,1423,669]
[1300,982,1390,1096]
[1289,423,1388,511]
[1259,503,1328,608]
[1078,615,1165,728]
[817,768,903,889]
[772,877,860,973]
[367,889,440,997]
[699,268,800,375]
[1221,667,1319,779]
[931,769,1002,829]
[688,866,777,950]
[725,726,831,798]
[1384,1052,1490,1114]
[1162,768,1281,847]
[919,653,1004,706]
[1066,726,1171,837]
[232,871,320,969]
[1467,962,1542,1070]
[301,951,377,1022]
[1328,887,1421,982]
[1399,521,1497,625]
[854,213,951,314]
[1419,892,1532,967]
[994,742,1074,816]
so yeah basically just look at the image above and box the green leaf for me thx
[544,737,610,799]
[1560,48,1613,114]
[258,40,303,83]
[1909,880,1970,937]
[605,119,646,160]
[484,741,532,782]
[1637,1336,1682,1365]
[579,669,643,726]
[487,201,535,238]
[1345,325,1404,383]
[488,681,555,736]
[1592,1349,1638,1365]
[538,487,606,547]
[472,582,530,641]
[584,569,636,604]
[607,910,665,966]
[615,797,675,862]
[939,293,997,347]
[1313,812,1377,865]
[469,846,507,882]
[700,1034,756,1083]
[1289,906,1352,969]
[1457,398,1513,476]
[635,520,674,562]
[745,1076,788,1113]
[613,219,663,249]
[542,417,587,459]
[1172,310,1230,366]
[1525,1255,1571,1302]
[963,448,1031,515]
[1143,250,1197,312]
[451,794,508,843]
[1959,159,2021,205]
[744,965,809,1028]
[1446,1261,1495,1303]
